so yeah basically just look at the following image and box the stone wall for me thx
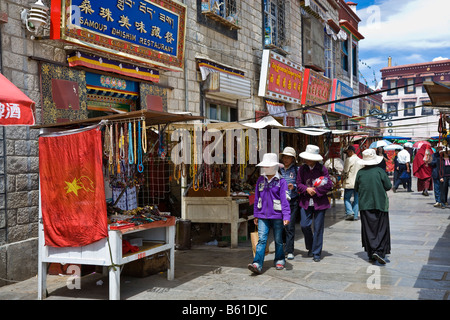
[0,0,45,285]
[0,0,305,286]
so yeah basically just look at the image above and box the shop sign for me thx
[329,79,353,117]
[51,0,186,71]
[258,50,304,104]
[300,68,332,107]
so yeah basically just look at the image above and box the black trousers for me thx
[440,177,450,204]
[394,164,411,191]
[360,209,391,258]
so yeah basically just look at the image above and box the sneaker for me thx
[275,263,285,270]
[247,263,261,274]
[434,202,441,207]
[287,253,294,260]
[345,215,355,221]
[372,253,386,265]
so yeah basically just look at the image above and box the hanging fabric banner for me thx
[39,126,108,247]
[266,99,287,125]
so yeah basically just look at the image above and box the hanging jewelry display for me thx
[128,121,134,165]
[137,120,144,173]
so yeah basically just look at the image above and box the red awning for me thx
[0,73,35,125]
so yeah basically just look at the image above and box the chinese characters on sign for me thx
[258,50,304,104]
[54,0,186,71]
[75,0,177,54]
[300,68,332,107]
[0,103,22,120]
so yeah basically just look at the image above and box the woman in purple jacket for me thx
[248,153,291,274]
[296,145,333,262]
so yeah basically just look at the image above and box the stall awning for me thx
[424,81,450,107]
[32,110,204,129]
[296,128,353,136]
[0,72,35,125]
[383,136,412,140]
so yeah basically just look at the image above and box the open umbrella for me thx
[412,141,431,149]
[0,73,35,125]
[384,144,403,151]
[369,140,392,149]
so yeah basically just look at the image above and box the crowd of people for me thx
[247,139,448,274]
[248,143,394,274]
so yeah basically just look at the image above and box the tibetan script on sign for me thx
[258,50,304,105]
[52,0,186,71]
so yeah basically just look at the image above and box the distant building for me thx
[380,58,450,139]
[358,82,383,136]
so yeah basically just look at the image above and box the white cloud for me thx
[433,56,449,61]
[359,56,385,67]
[358,0,450,51]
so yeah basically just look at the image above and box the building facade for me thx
[380,58,450,139]
[0,0,363,285]
[358,82,383,136]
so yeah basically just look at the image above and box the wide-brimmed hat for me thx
[280,147,296,160]
[359,149,383,166]
[299,145,323,161]
[403,142,413,148]
[256,153,284,168]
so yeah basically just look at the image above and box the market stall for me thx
[35,110,202,300]
[175,116,297,248]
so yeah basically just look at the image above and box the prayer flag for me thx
[39,127,108,247]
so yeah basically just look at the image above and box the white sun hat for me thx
[280,147,297,159]
[403,142,413,148]
[299,144,323,161]
[256,153,284,168]
[358,148,383,166]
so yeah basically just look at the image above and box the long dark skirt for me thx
[360,209,391,258]
[417,177,433,192]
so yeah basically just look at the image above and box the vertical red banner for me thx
[50,0,61,39]
[39,127,108,247]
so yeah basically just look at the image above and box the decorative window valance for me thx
[68,51,160,83]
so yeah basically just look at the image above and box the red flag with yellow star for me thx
[39,127,108,247]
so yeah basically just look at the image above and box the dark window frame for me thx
[405,78,416,94]
[387,79,397,96]
[386,102,398,117]
[197,0,238,40]
[403,101,416,116]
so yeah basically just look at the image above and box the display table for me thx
[182,197,253,248]
[37,216,176,300]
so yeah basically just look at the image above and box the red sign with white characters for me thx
[0,73,35,126]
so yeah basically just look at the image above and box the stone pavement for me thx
[0,181,449,301]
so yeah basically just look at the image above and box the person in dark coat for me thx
[296,145,333,262]
[429,145,443,207]
[436,147,450,208]
[354,149,392,265]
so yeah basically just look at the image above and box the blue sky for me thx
[355,0,450,89]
